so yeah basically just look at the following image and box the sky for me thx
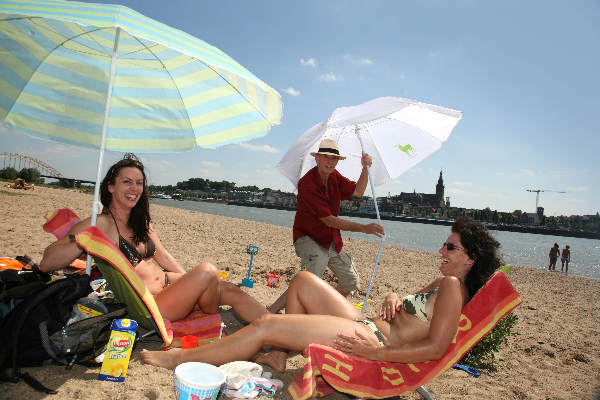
[1,0,599,217]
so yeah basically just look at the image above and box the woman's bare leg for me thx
[141,312,376,371]
[155,262,221,320]
[286,271,363,318]
[256,271,363,369]
[219,281,267,322]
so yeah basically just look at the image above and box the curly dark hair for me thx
[452,217,502,299]
[100,153,150,244]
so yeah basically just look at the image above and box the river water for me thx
[151,199,600,280]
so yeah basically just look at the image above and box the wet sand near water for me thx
[1,186,599,399]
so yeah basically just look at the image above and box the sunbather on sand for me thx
[141,217,500,371]
[39,154,266,323]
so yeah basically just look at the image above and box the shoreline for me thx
[227,200,600,240]
[1,186,599,400]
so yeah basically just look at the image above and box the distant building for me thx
[397,170,446,208]
[521,207,545,225]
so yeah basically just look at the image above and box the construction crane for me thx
[526,189,566,212]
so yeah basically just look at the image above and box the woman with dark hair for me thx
[40,154,266,323]
[141,216,501,371]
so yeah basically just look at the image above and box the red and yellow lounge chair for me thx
[288,270,522,399]
[75,226,223,349]
[43,209,222,349]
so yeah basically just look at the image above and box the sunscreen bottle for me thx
[98,318,137,382]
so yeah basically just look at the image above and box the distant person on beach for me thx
[561,245,571,274]
[141,217,498,372]
[40,154,266,323]
[548,243,560,271]
[268,139,384,313]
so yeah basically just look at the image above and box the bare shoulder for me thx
[437,276,463,291]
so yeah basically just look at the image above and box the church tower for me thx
[436,170,444,201]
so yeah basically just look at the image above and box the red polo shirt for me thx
[293,166,356,253]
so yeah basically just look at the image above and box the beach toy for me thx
[181,335,199,350]
[352,299,374,310]
[173,362,226,400]
[267,272,280,288]
[241,245,260,288]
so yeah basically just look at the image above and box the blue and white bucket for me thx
[173,362,226,400]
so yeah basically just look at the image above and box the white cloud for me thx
[565,186,588,193]
[200,160,220,168]
[451,181,472,186]
[254,168,278,176]
[319,72,343,83]
[446,188,480,198]
[282,87,301,97]
[300,57,317,67]
[239,143,278,153]
[520,169,535,177]
[343,55,374,66]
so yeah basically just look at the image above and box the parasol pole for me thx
[355,126,386,313]
[86,27,121,275]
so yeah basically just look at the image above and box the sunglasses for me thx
[442,242,464,251]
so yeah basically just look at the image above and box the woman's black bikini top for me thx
[109,211,156,266]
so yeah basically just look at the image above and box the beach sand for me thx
[1,186,599,400]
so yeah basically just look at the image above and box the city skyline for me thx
[1,0,598,217]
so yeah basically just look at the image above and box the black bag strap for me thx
[16,372,57,395]
[3,274,91,381]
[39,320,68,366]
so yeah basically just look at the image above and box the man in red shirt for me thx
[269,139,384,313]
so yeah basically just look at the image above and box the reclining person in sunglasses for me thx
[141,216,500,372]
[39,154,266,324]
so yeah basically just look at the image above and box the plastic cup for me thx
[181,335,199,349]
[173,362,225,400]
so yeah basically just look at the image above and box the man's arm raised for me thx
[352,153,372,197]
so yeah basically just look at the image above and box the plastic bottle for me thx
[67,297,108,325]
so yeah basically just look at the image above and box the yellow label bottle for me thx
[98,318,137,382]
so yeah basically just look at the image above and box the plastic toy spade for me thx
[241,245,260,288]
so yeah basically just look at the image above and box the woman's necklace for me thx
[109,208,133,239]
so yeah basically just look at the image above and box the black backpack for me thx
[0,273,127,393]
[0,268,52,320]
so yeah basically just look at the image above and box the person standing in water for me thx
[561,245,571,274]
[548,243,560,271]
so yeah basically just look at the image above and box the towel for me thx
[288,271,522,399]
[43,208,80,239]
[163,312,224,350]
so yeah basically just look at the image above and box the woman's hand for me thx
[333,330,382,359]
[380,293,401,321]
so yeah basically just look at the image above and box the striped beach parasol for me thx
[0,0,282,151]
[0,0,283,273]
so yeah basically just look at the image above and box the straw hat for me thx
[310,138,346,160]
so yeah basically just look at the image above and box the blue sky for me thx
[1,0,599,216]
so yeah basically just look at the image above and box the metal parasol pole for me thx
[355,126,386,313]
[86,27,121,275]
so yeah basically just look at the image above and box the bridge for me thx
[0,152,95,187]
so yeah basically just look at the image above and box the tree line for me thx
[0,167,44,184]
[149,177,270,195]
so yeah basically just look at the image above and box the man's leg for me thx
[328,247,359,297]
[268,236,329,313]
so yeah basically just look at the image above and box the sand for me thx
[1,185,599,400]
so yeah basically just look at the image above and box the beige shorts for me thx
[294,235,359,293]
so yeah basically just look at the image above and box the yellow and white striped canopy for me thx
[0,0,283,152]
